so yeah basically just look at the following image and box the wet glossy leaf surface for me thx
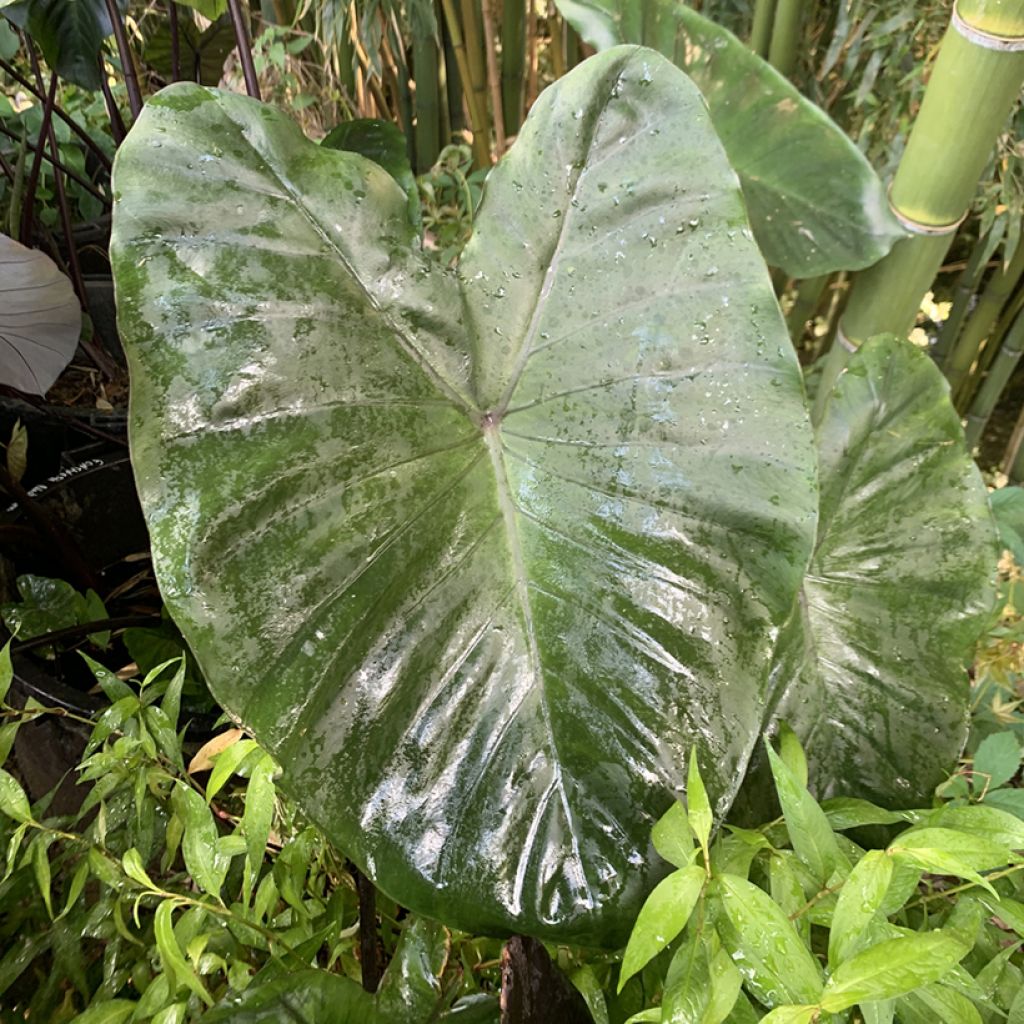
[111,47,817,941]
[770,336,997,807]
[552,0,903,275]
[204,968,373,1022]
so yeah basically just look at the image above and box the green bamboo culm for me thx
[946,233,1024,401]
[412,29,442,171]
[767,0,806,77]
[502,0,526,134]
[963,305,1024,449]
[750,0,776,56]
[439,0,490,166]
[933,220,1006,366]
[458,0,492,164]
[813,0,1024,424]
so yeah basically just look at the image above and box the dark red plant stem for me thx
[18,70,57,245]
[0,467,98,593]
[97,58,127,145]
[0,124,110,206]
[0,58,113,173]
[350,865,381,992]
[104,0,143,118]
[168,0,182,82]
[227,0,262,99]
[26,50,118,380]
[13,616,162,653]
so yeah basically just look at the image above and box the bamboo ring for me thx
[952,1,1024,50]
[887,183,968,237]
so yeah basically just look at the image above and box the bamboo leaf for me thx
[153,901,213,1007]
[652,801,695,869]
[0,768,32,823]
[758,1009,819,1024]
[660,923,711,1023]
[66,1002,138,1024]
[0,639,11,706]
[618,865,706,991]
[31,833,52,918]
[687,748,712,857]
[205,739,258,802]
[170,782,228,899]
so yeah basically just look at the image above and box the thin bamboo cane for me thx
[526,0,539,108]
[501,0,526,135]
[934,222,1005,367]
[963,305,1024,449]
[480,0,506,153]
[168,1,182,82]
[947,238,1024,400]
[442,6,464,135]
[750,0,776,57]
[813,0,1024,424]
[1002,401,1024,476]
[412,29,442,171]
[549,3,566,80]
[459,0,492,163]
[767,0,805,76]
[440,0,491,165]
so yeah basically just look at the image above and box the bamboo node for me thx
[952,1,1024,51]
[887,183,967,237]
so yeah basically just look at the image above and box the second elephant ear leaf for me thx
[553,0,904,276]
[763,336,997,807]
[111,45,817,943]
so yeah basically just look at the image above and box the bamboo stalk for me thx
[412,29,442,171]
[480,0,506,153]
[767,0,805,76]
[441,5,464,135]
[440,0,490,165]
[750,0,776,57]
[227,0,262,100]
[549,3,566,80]
[104,0,143,118]
[459,0,492,163]
[168,1,182,82]
[813,0,1024,424]
[963,305,1024,449]
[946,238,1024,400]
[526,0,538,107]
[1002,402,1024,476]
[501,0,526,135]
[934,222,1005,366]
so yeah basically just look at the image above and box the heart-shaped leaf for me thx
[0,233,80,395]
[111,46,817,942]
[767,336,997,806]
[553,0,904,276]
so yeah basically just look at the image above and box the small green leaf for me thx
[618,864,706,991]
[58,858,90,919]
[766,741,845,885]
[982,788,1024,819]
[758,1008,819,1024]
[206,738,258,801]
[820,932,970,1013]
[31,833,53,917]
[0,721,20,766]
[242,752,276,895]
[153,900,213,1006]
[777,723,808,789]
[687,748,712,857]
[652,800,695,869]
[829,850,893,967]
[0,768,32,823]
[711,873,822,1007]
[911,982,983,1024]
[160,658,187,732]
[705,945,743,1024]
[151,1003,188,1024]
[889,828,1014,893]
[821,798,909,830]
[0,640,11,705]
[660,922,710,1023]
[974,731,1022,793]
[67,1001,137,1024]
[931,803,1024,849]
[170,782,228,899]
[122,847,158,889]
[1010,984,1024,1024]
[768,853,809,944]
[570,966,609,1024]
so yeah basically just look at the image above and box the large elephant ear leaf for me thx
[767,336,997,806]
[111,45,817,944]
[553,0,904,276]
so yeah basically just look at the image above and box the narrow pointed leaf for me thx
[111,47,817,941]
[651,801,695,869]
[660,923,711,1023]
[711,873,822,1007]
[687,748,712,856]
[820,932,970,1013]
[768,336,997,806]
[619,865,706,990]
[828,850,893,967]
[551,0,903,275]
